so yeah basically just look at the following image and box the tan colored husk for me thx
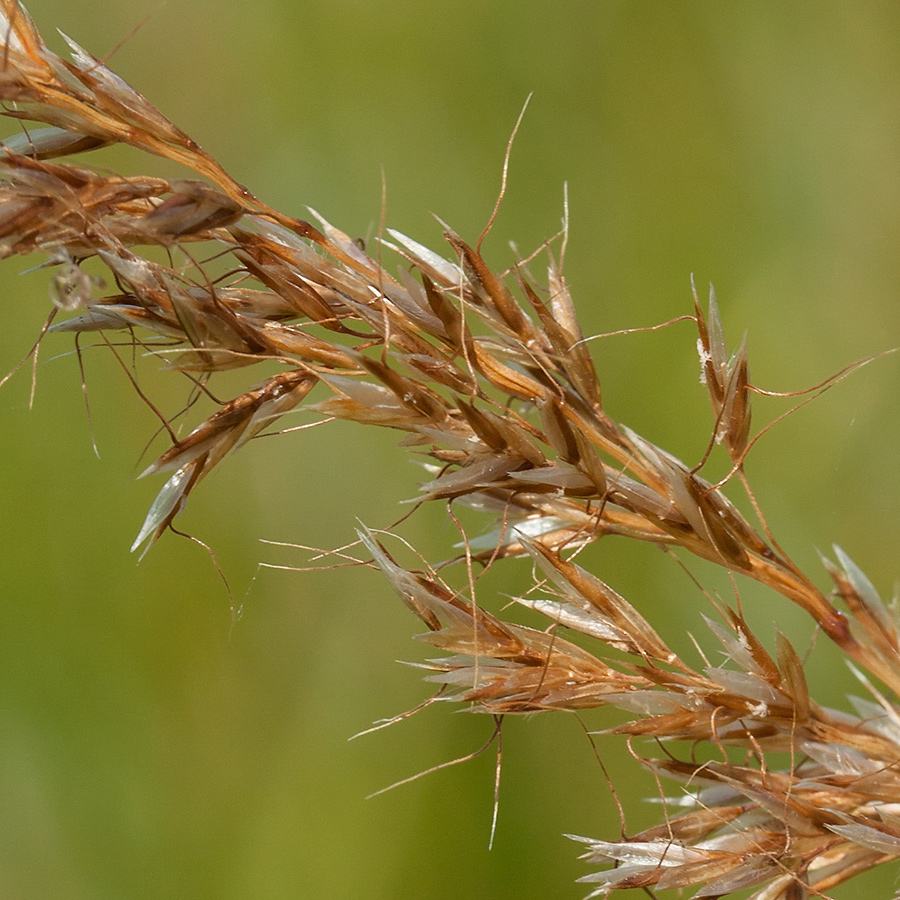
[2,3,898,897]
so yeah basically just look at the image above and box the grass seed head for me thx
[2,2,899,897]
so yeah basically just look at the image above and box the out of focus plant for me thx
[2,2,898,897]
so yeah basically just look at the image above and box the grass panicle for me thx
[2,2,899,897]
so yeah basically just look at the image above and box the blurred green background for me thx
[2,1,900,898]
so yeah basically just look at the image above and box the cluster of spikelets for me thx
[3,3,900,898]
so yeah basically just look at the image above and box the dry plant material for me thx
[2,3,898,898]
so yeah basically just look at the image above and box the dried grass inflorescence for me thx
[2,3,899,898]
